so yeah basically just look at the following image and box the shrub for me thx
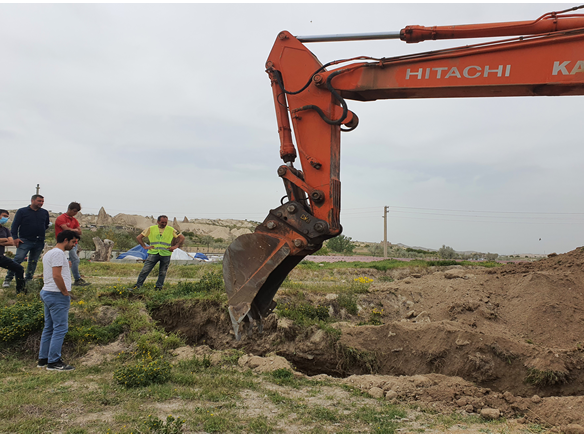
[114,358,171,388]
[172,272,224,295]
[80,227,140,252]
[352,276,373,293]
[524,368,569,386]
[326,234,355,254]
[67,321,125,346]
[358,308,384,326]
[312,245,330,256]
[0,300,44,344]
[337,291,358,315]
[145,415,185,434]
[272,368,293,380]
[134,330,183,357]
[278,302,329,323]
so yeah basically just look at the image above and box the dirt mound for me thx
[152,247,584,429]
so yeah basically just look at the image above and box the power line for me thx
[342,204,584,215]
[382,212,584,226]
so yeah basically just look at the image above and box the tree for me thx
[367,243,383,257]
[438,245,457,260]
[200,235,214,252]
[326,234,355,254]
[485,252,499,261]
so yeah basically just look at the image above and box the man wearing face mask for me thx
[3,194,50,288]
[0,209,26,293]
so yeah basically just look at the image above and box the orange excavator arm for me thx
[223,6,584,340]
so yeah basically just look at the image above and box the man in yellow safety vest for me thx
[132,215,185,290]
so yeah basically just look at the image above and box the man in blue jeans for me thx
[38,230,79,371]
[54,202,90,287]
[3,194,50,288]
[131,215,184,290]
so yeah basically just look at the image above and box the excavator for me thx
[223,5,584,340]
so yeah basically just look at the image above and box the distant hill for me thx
[5,207,260,242]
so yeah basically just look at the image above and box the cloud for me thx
[1,3,582,255]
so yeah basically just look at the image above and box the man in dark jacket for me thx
[2,195,50,288]
[0,209,26,293]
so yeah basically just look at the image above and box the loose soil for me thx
[151,247,584,432]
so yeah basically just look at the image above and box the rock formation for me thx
[91,237,114,261]
[172,217,181,232]
[96,207,112,227]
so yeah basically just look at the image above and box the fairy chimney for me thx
[96,207,111,226]
[172,217,181,232]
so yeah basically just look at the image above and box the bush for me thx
[312,245,330,256]
[145,273,225,310]
[337,291,358,315]
[0,300,44,344]
[67,321,125,346]
[80,227,140,252]
[438,245,457,260]
[278,302,329,323]
[114,358,171,388]
[173,272,224,295]
[326,234,355,254]
[145,415,185,434]
[351,276,373,293]
[272,368,293,379]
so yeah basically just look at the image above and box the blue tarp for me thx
[117,245,210,261]
[117,245,148,260]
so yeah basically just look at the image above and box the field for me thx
[1,252,584,434]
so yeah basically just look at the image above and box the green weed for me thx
[337,291,358,315]
[354,403,406,433]
[0,300,44,344]
[144,414,185,434]
[277,302,329,324]
[524,368,569,386]
[113,358,171,388]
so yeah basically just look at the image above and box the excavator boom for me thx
[223,6,584,340]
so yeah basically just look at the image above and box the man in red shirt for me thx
[55,202,90,287]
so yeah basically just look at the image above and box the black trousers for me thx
[0,255,24,280]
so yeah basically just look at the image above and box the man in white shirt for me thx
[38,230,79,371]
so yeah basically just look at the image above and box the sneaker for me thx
[2,280,10,288]
[154,286,162,291]
[37,358,48,368]
[73,279,91,287]
[47,361,75,371]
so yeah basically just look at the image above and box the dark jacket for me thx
[11,206,50,241]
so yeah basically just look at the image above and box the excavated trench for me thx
[149,249,584,430]
[151,297,584,399]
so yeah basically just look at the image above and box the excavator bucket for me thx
[223,232,304,340]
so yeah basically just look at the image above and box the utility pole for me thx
[35,184,40,195]
[383,206,389,257]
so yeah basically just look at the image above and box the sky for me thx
[1,2,583,255]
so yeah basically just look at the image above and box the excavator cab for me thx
[223,6,584,340]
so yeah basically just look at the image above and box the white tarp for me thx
[171,248,195,261]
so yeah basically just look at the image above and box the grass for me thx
[298,258,501,271]
[524,367,569,387]
[0,257,544,433]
